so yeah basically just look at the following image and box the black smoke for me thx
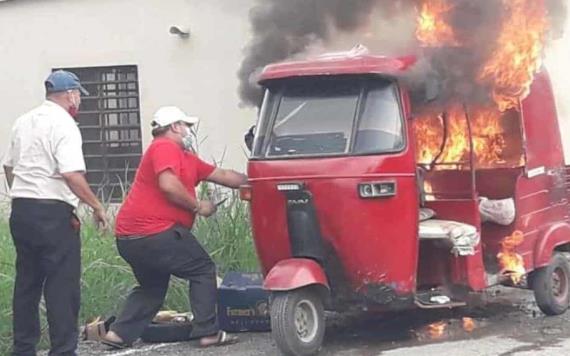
[238,0,569,108]
[237,0,383,107]
[407,0,568,107]
[405,0,506,107]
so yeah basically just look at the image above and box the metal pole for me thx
[463,103,477,199]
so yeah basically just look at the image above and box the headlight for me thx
[277,182,304,192]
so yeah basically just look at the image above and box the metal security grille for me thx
[57,65,143,203]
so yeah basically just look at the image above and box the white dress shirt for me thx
[3,100,86,208]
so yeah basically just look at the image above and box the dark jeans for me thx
[10,198,81,356]
[110,226,219,344]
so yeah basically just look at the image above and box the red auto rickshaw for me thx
[241,50,570,355]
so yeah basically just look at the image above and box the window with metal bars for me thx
[55,65,143,203]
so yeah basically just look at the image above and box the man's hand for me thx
[62,171,108,231]
[93,207,109,231]
[196,200,217,218]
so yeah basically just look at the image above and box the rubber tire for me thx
[531,253,570,316]
[140,322,193,343]
[270,288,325,356]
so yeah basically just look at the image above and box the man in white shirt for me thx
[3,70,108,356]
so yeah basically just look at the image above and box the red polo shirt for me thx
[115,138,215,237]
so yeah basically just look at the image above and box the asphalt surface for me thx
[52,287,570,355]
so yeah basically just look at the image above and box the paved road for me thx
[72,287,570,356]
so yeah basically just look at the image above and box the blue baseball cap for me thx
[45,70,89,96]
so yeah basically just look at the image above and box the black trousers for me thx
[10,198,81,356]
[110,226,219,344]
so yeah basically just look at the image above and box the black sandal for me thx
[82,316,116,342]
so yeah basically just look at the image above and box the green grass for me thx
[0,221,15,356]
[0,195,258,355]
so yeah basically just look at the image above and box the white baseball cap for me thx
[151,106,199,128]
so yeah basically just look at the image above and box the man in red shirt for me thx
[103,106,247,348]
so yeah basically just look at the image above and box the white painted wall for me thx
[0,0,256,177]
[545,5,570,165]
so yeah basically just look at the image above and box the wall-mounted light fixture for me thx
[169,26,190,39]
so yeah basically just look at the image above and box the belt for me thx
[117,235,148,241]
[12,198,74,209]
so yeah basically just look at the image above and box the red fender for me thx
[534,222,570,268]
[263,258,329,291]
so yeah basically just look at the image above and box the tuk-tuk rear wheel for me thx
[270,287,325,356]
[531,253,570,316]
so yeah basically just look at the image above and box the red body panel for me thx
[249,151,419,296]
[534,223,570,267]
[521,71,565,168]
[260,55,417,83]
[264,258,329,291]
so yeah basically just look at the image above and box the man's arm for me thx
[158,169,216,216]
[3,165,14,189]
[62,172,105,210]
[206,168,248,189]
[62,171,109,229]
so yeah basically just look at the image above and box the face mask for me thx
[181,126,194,151]
[68,92,80,118]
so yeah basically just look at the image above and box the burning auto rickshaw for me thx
[240,48,570,355]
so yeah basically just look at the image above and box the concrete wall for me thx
[545,5,570,165]
[0,0,256,176]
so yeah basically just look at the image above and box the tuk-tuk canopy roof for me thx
[259,51,417,83]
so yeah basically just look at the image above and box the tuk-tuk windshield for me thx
[253,77,404,158]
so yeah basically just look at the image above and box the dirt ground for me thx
[67,287,570,356]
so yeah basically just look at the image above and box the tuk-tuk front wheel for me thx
[531,253,570,316]
[270,287,325,356]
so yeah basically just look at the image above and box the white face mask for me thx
[181,126,194,151]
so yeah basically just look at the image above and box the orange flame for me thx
[472,109,507,166]
[478,0,549,111]
[497,230,526,284]
[414,112,445,164]
[416,0,458,47]
[413,105,521,169]
[427,321,447,339]
[462,317,475,332]
[415,0,549,112]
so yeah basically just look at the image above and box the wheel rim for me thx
[551,267,569,304]
[294,299,319,343]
